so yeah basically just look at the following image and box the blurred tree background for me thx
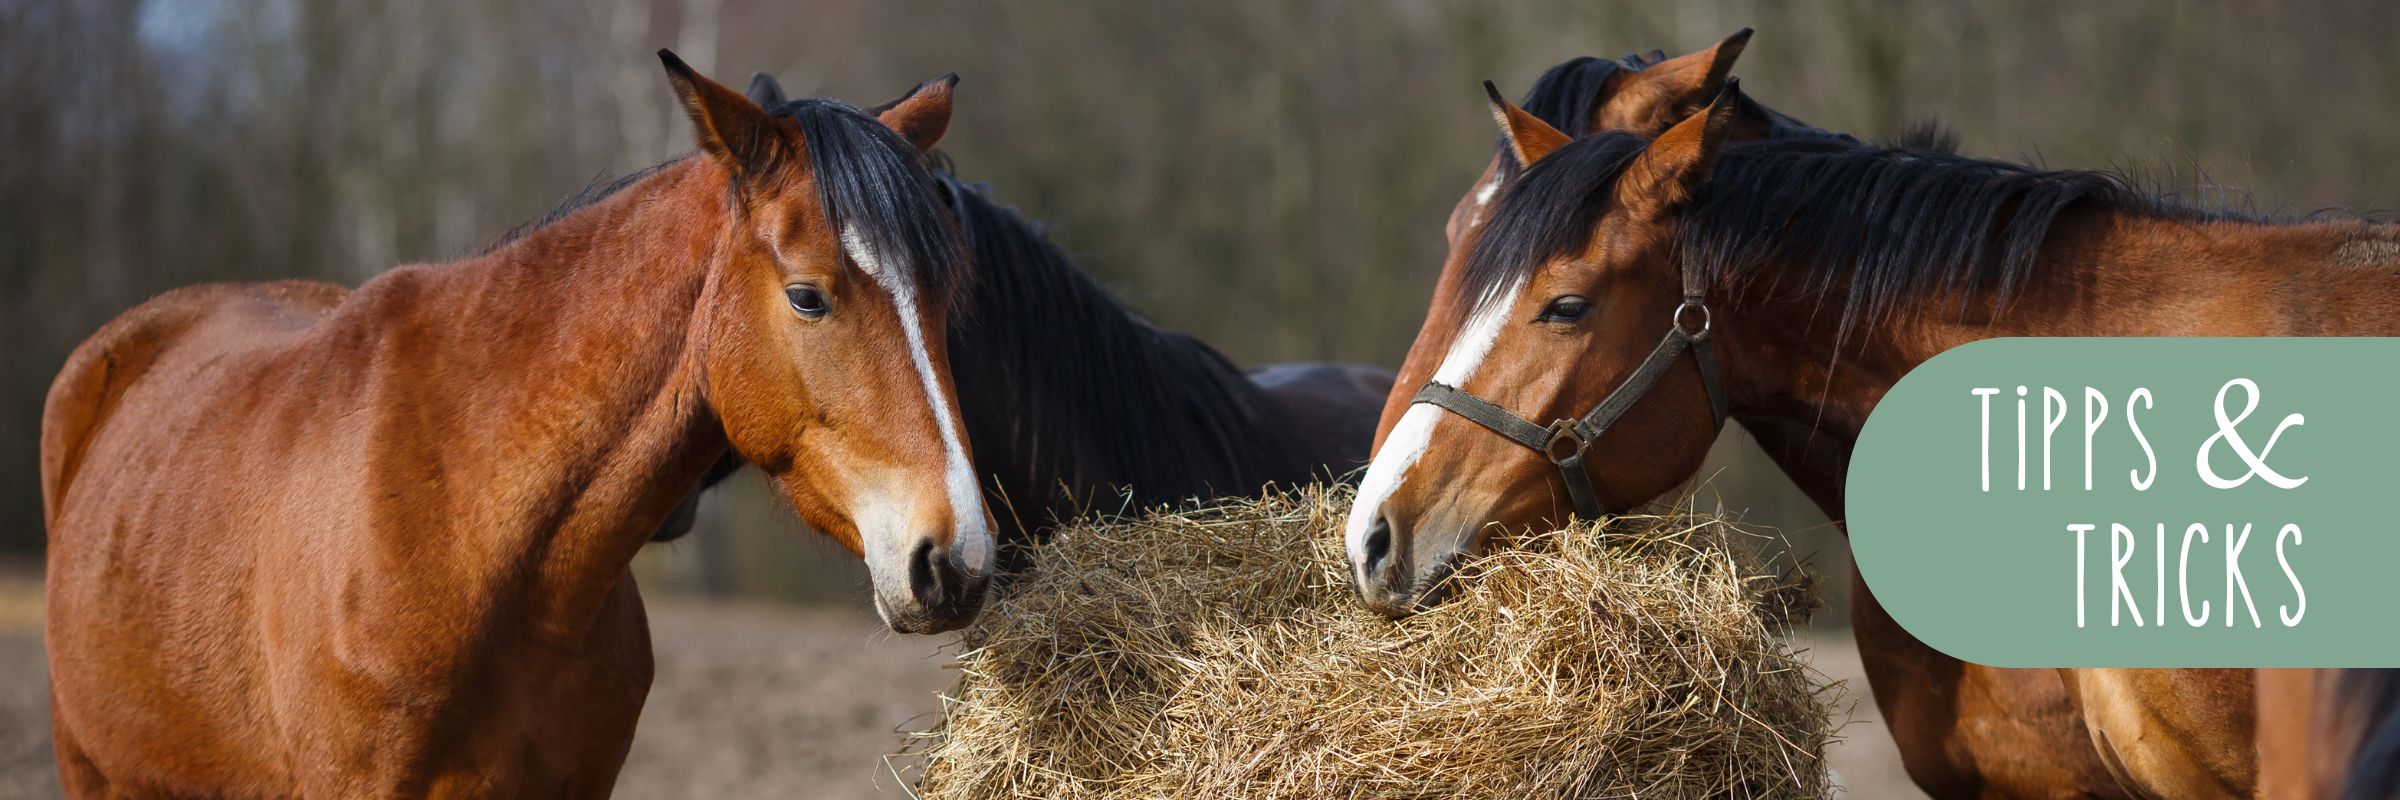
[6,0,2397,604]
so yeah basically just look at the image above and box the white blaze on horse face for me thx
[1345,278,1526,569]
[842,225,993,576]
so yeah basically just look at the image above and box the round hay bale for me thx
[897,486,1831,799]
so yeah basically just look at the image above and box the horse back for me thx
[1247,361,1395,478]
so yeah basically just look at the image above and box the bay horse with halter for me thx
[1354,44,2400,797]
[40,54,991,796]
[701,74,1392,568]
[1376,37,2128,798]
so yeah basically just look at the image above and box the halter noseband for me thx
[1409,260,1728,521]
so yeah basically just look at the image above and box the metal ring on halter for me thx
[1541,420,1586,464]
[1672,300,1711,337]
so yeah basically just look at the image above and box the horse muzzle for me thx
[1351,512,1470,618]
[873,537,990,634]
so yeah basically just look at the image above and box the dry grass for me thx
[896,486,1831,799]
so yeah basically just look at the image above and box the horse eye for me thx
[1538,296,1591,323]
[787,285,830,319]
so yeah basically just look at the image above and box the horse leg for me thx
[1851,571,2130,798]
[2060,668,2254,798]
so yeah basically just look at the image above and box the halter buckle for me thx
[1542,420,1588,464]
[1673,300,1712,338]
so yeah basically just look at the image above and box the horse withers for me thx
[40,54,990,797]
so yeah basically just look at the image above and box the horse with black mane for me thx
[1387,39,2121,797]
[1356,45,2400,797]
[42,55,990,797]
[666,74,1392,568]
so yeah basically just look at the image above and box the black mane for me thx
[488,99,966,302]
[934,173,1323,539]
[1461,133,1650,305]
[1517,57,1634,137]
[1681,138,2241,334]
[1462,132,2250,337]
[1492,56,1630,187]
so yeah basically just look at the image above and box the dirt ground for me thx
[0,565,1919,799]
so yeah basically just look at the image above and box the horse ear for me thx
[1485,81,1571,167]
[745,72,789,108]
[1604,28,1750,134]
[1614,79,1741,220]
[875,74,957,154]
[660,50,785,178]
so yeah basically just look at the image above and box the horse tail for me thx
[2337,669,2400,799]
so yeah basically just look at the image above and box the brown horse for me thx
[1354,67,2400,796]
[39,54,991,797]
[1364,38,2128,799]
[701,75,1392,572]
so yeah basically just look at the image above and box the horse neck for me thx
[1717,209,2400,520]
[388,156,727,635]
[945,196,1303,534]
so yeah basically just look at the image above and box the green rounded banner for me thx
[1849,337,2396,668]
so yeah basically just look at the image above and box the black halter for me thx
[1409,261,1728,520]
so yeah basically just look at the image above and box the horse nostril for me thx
[909,539,943,606]
[917,537,990,609]
[1361,515,1394,575]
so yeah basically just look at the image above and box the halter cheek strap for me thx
[1409,265,1728,521]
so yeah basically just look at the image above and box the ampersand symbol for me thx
[2196,378,2308,489]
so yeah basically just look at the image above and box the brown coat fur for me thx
[41,59,987,797]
